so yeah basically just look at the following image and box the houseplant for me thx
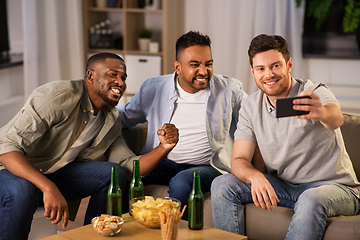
[296,0,360,33]
[138,27,152,52]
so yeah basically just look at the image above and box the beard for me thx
[96,83,120,108]
[256,74,291,97]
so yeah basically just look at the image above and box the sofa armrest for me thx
[340,112,360,177]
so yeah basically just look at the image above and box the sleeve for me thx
[305,81,339,104]
[234,80,248,122]
[234,97,257,142]
[117,79,152,128]
[0,94,57,155]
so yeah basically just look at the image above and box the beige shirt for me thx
[0,80,139,180]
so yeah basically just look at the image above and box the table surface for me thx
[41,214,247,240]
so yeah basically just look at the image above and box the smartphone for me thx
[276,96,311,118]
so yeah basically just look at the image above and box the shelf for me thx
[83,0,184,75]
[89,7,162,13]
[125,8,162,13]
[89,7,123,12]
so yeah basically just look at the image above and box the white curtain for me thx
[184,0,305,94]
[22,0,85,98]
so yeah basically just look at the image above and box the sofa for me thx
[122,112,360,240]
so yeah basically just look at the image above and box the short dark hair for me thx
[175,31,211,60]
[248,34,290,67]
[86,52,124,73]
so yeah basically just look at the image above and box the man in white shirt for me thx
[118,31,247,219]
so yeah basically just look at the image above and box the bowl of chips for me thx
[92,214,124,236]
[129,196,181,228]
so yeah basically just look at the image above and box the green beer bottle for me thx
[188,170,204,230]
[107,165,122,217]
[129,159,144,201]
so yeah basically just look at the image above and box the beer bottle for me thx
[129,159,144,201]
[188,170,204,230]
[107,165,122,217]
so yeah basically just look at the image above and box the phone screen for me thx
[276,96,311,118]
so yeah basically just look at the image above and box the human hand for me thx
[43,185,69,228]
[157,123,179,150]
[293,91,325,122]
[250,174,279,211]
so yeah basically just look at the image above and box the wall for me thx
[0,0,24,127]
[305,58,360,113]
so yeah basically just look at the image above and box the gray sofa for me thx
[121,112,360,240]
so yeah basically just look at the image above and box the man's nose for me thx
[198,64,207,76]
[115,78,125,86]
[264,68,274,78]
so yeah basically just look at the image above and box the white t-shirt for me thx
[167,80,212,165]
[45,111,104,173]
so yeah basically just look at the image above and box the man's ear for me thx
[287,58,293,72]
[173,60,181,75]
[86,69,95,83]
[250,66,255,76]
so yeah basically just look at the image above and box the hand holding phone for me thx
[276,96,311,118]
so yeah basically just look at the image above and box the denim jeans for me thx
[211,174,360,240]
[0,161,127,240]
[142,158,221,220]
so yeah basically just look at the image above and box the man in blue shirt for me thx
[118,31,247,219]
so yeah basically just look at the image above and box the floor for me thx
[56,197,90,232]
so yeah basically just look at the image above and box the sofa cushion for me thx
[245,204,292,240]
[245,204,360,240]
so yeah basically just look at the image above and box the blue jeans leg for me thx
[286,182,360,240]
[211,174,252,234]
[45,161,127,225]
[0,170,38,240]
[211,174,297,235]
[168,164,221,220]
[211,173,360,239]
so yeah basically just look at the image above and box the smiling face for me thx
[251,49,293,102]
[86,57,127,113]
[173,45,213,93]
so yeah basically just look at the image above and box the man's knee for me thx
[169,170,193,190]
[211,174,234,199]
[1,176,38,212]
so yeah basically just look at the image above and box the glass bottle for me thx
[107,165,122,217]
[129,159,144,201]
[188,170,204,230]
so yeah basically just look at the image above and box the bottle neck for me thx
[132,160,140,180]
[192,171,201,192]
[111,166,119,186]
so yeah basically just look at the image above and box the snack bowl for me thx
[92,214,124,236]
[129,196,181,228]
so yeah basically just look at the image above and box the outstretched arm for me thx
[231,139,279,211]
[294,90,343,130]
[138,123,179,176]
[0,152,69,228]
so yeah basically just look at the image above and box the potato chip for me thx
[130,196,180,228]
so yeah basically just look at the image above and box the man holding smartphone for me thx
[211,34,360,240]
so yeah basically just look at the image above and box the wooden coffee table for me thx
[41,214,247,240]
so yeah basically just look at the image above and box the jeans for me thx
[142,158,221,220]
[0,161,127,240]
[211,174,360,240]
